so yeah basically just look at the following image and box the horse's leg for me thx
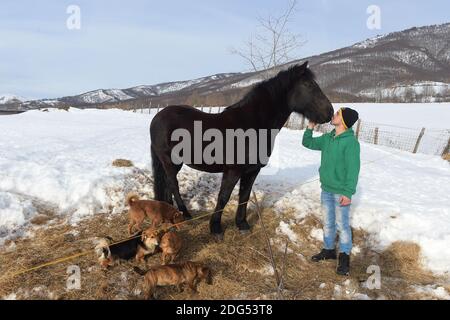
[151,146,174,205]
[160,158,192,219]
[236,168,260,234]
[210,169,241,240]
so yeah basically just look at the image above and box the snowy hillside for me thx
[0,108,449,277]
[0,94,24,105]
[74,89,135,104]
[359,82,450,102]
[56,73,240,106]
[5,23,449,111]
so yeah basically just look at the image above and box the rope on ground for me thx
[0,199,251,282]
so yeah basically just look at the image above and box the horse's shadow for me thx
[178,170,222,210]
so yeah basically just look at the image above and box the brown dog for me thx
[134,261,212,299]
[139,225,182,265]
[159,225,183,265]
[127,193,185,235]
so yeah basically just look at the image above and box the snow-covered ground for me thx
[0,107,449,278]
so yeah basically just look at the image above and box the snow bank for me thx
[0,192,36,240]
[0,108,152,243]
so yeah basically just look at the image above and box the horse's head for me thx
[287,62,334,124]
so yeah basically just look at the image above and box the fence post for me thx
[156,105,160,113]
[355,119,362,140]
[209,106,212,113]
[442,136,450,158]
[374,127,379,145]
[413,128,426,154]
[201,105,204,112]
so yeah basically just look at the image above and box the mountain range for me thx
[1,22,449,111]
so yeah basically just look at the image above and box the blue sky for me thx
[1,0,449,99]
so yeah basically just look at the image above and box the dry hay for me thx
[0,199,448,300]
[380,241,432,281]
[112,159,134,168]
[30,214,54,226]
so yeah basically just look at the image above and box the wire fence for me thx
[133,105,450,157]
[285,113,450,156]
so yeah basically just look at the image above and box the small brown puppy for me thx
[139,225,182,265]
[127,193,185,234]
[134,261,212,299]
[159,225,183,265]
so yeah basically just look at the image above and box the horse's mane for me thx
[226,64,316,110]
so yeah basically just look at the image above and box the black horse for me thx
[150,61,333,240]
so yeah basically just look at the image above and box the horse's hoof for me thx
[184,215,193,220]
[239,229,251,235]
[212,233,224,241]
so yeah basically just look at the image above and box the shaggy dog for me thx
[134,261,212,299]
[136,227,160,263]
[126,193,185,235]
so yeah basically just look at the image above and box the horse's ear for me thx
[292,61,308,77]
[299,61,308,71]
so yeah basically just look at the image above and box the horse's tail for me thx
[151,146,171,203]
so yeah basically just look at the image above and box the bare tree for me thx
[230,0,305,73]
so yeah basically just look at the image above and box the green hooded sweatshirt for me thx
[302,128,360,199]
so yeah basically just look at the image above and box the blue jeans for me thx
[320,190,352,255]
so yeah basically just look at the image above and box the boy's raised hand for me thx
[339,195,351,206]
[307,121,317,129]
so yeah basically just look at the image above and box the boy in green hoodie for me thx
[302,107,360,276]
